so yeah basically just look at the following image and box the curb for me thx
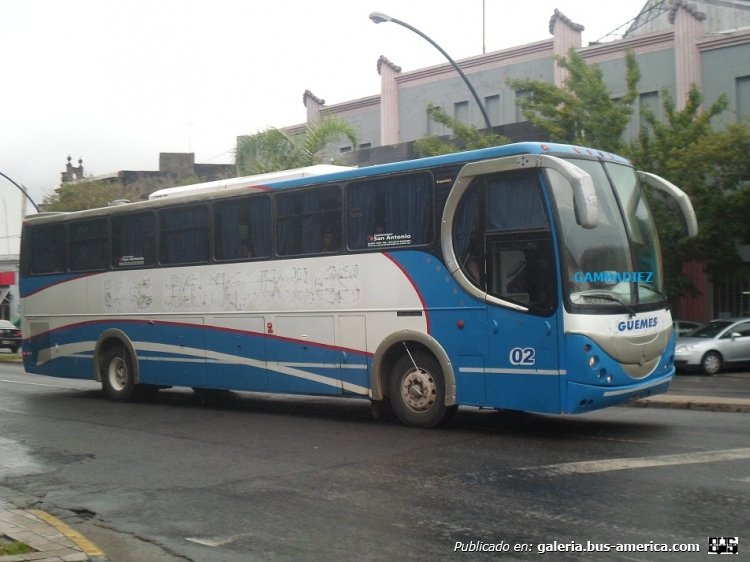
[629,395,750,413]
[0,505,107,562]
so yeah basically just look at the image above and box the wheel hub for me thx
[401,368,436,412]
[109,358,127,391]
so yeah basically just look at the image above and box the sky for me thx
[1,0,646,208]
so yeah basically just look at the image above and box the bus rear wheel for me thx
[389,350,449,428]
[101,346,136,402]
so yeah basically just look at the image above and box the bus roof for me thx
[25,142,630,224]
[148,164,356,200]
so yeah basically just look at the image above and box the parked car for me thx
[0,319,22,354]
[675,317,750,375]
[673,320,704,337]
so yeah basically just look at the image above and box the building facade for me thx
[275,0,750,321]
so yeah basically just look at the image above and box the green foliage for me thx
[42,180,127,212]
[627,86,750,293]
[414,104,509,156]
[236,117,359,175]
[507,49,639,153]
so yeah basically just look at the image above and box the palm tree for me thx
[236,117,359,175]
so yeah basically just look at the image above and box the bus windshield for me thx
[549,158,665,310]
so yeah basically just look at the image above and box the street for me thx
[1,361,748,561]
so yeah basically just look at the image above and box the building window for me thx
[639,91,660,127]
[514,90,530,122]
[737,76,750,123]
[454,101,469,123]
[485,94,500,125]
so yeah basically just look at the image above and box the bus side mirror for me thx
[543,155,598,229]
[637,171,698,237]
[572,174,598,229]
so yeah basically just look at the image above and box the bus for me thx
[19,142,697,428]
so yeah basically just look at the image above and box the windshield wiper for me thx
[572,290,636,317]
[638,282,667,300]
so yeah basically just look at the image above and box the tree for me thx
[507,49,640,153]
[414,104,509,156]
[628,87,750,294]
[236,117,359,175]
[42,180,127,212]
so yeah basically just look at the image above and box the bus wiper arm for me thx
[639,282,667,300]
[575,291,636,318]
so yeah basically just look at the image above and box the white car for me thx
[675,318,750,375]
[0,319,22,354]
[673,320,704,337]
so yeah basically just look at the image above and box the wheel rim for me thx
[107,357,128,391]
[400,367,437,412]
[703,354,720,374]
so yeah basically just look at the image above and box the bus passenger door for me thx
[485,238,561,412]
[267,315,342,395]
[479,170,561,412]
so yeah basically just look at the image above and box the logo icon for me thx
[708,537,738,555]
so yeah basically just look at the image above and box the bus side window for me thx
[347,173,433,251]
[112,212,155,268]
[160,205,210,265]
[29,224,66,274]
[483,171,556,314]
[69,219,108,272]
[276,187,340,256]
[214,196,271,261]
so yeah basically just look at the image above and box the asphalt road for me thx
[0,363,748,562]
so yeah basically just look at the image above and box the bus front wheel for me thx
[389,350,450,429]
[101,346,136,402]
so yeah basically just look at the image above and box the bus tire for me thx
[389,350,449,429]
[101,346,136,402]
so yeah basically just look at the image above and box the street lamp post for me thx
[369,11,493,131]
[0,171,39,212]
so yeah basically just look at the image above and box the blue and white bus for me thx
[19,143,697,428]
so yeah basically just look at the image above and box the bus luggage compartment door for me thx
[267,315,342,395]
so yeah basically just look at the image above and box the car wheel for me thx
[700,351,722,376]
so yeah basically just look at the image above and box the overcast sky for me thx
[1,0,645,206]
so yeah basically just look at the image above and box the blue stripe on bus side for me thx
[25,320,371,395]
[20,272,100,298]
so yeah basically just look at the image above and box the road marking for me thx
[522,447,750,476]
[186,533,249,547]
[0,377,67,388]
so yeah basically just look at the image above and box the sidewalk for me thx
[0,498,106,562]
[0,373,747,561]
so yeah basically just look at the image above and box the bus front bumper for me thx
[565,370,674,413]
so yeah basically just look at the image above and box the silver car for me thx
[675,317,750,375]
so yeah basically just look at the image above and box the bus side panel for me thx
[202,316,267,391]
[23,319,95,380]
[266,315,343,396]
[338,315,370,396]
[485,306,562,413]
